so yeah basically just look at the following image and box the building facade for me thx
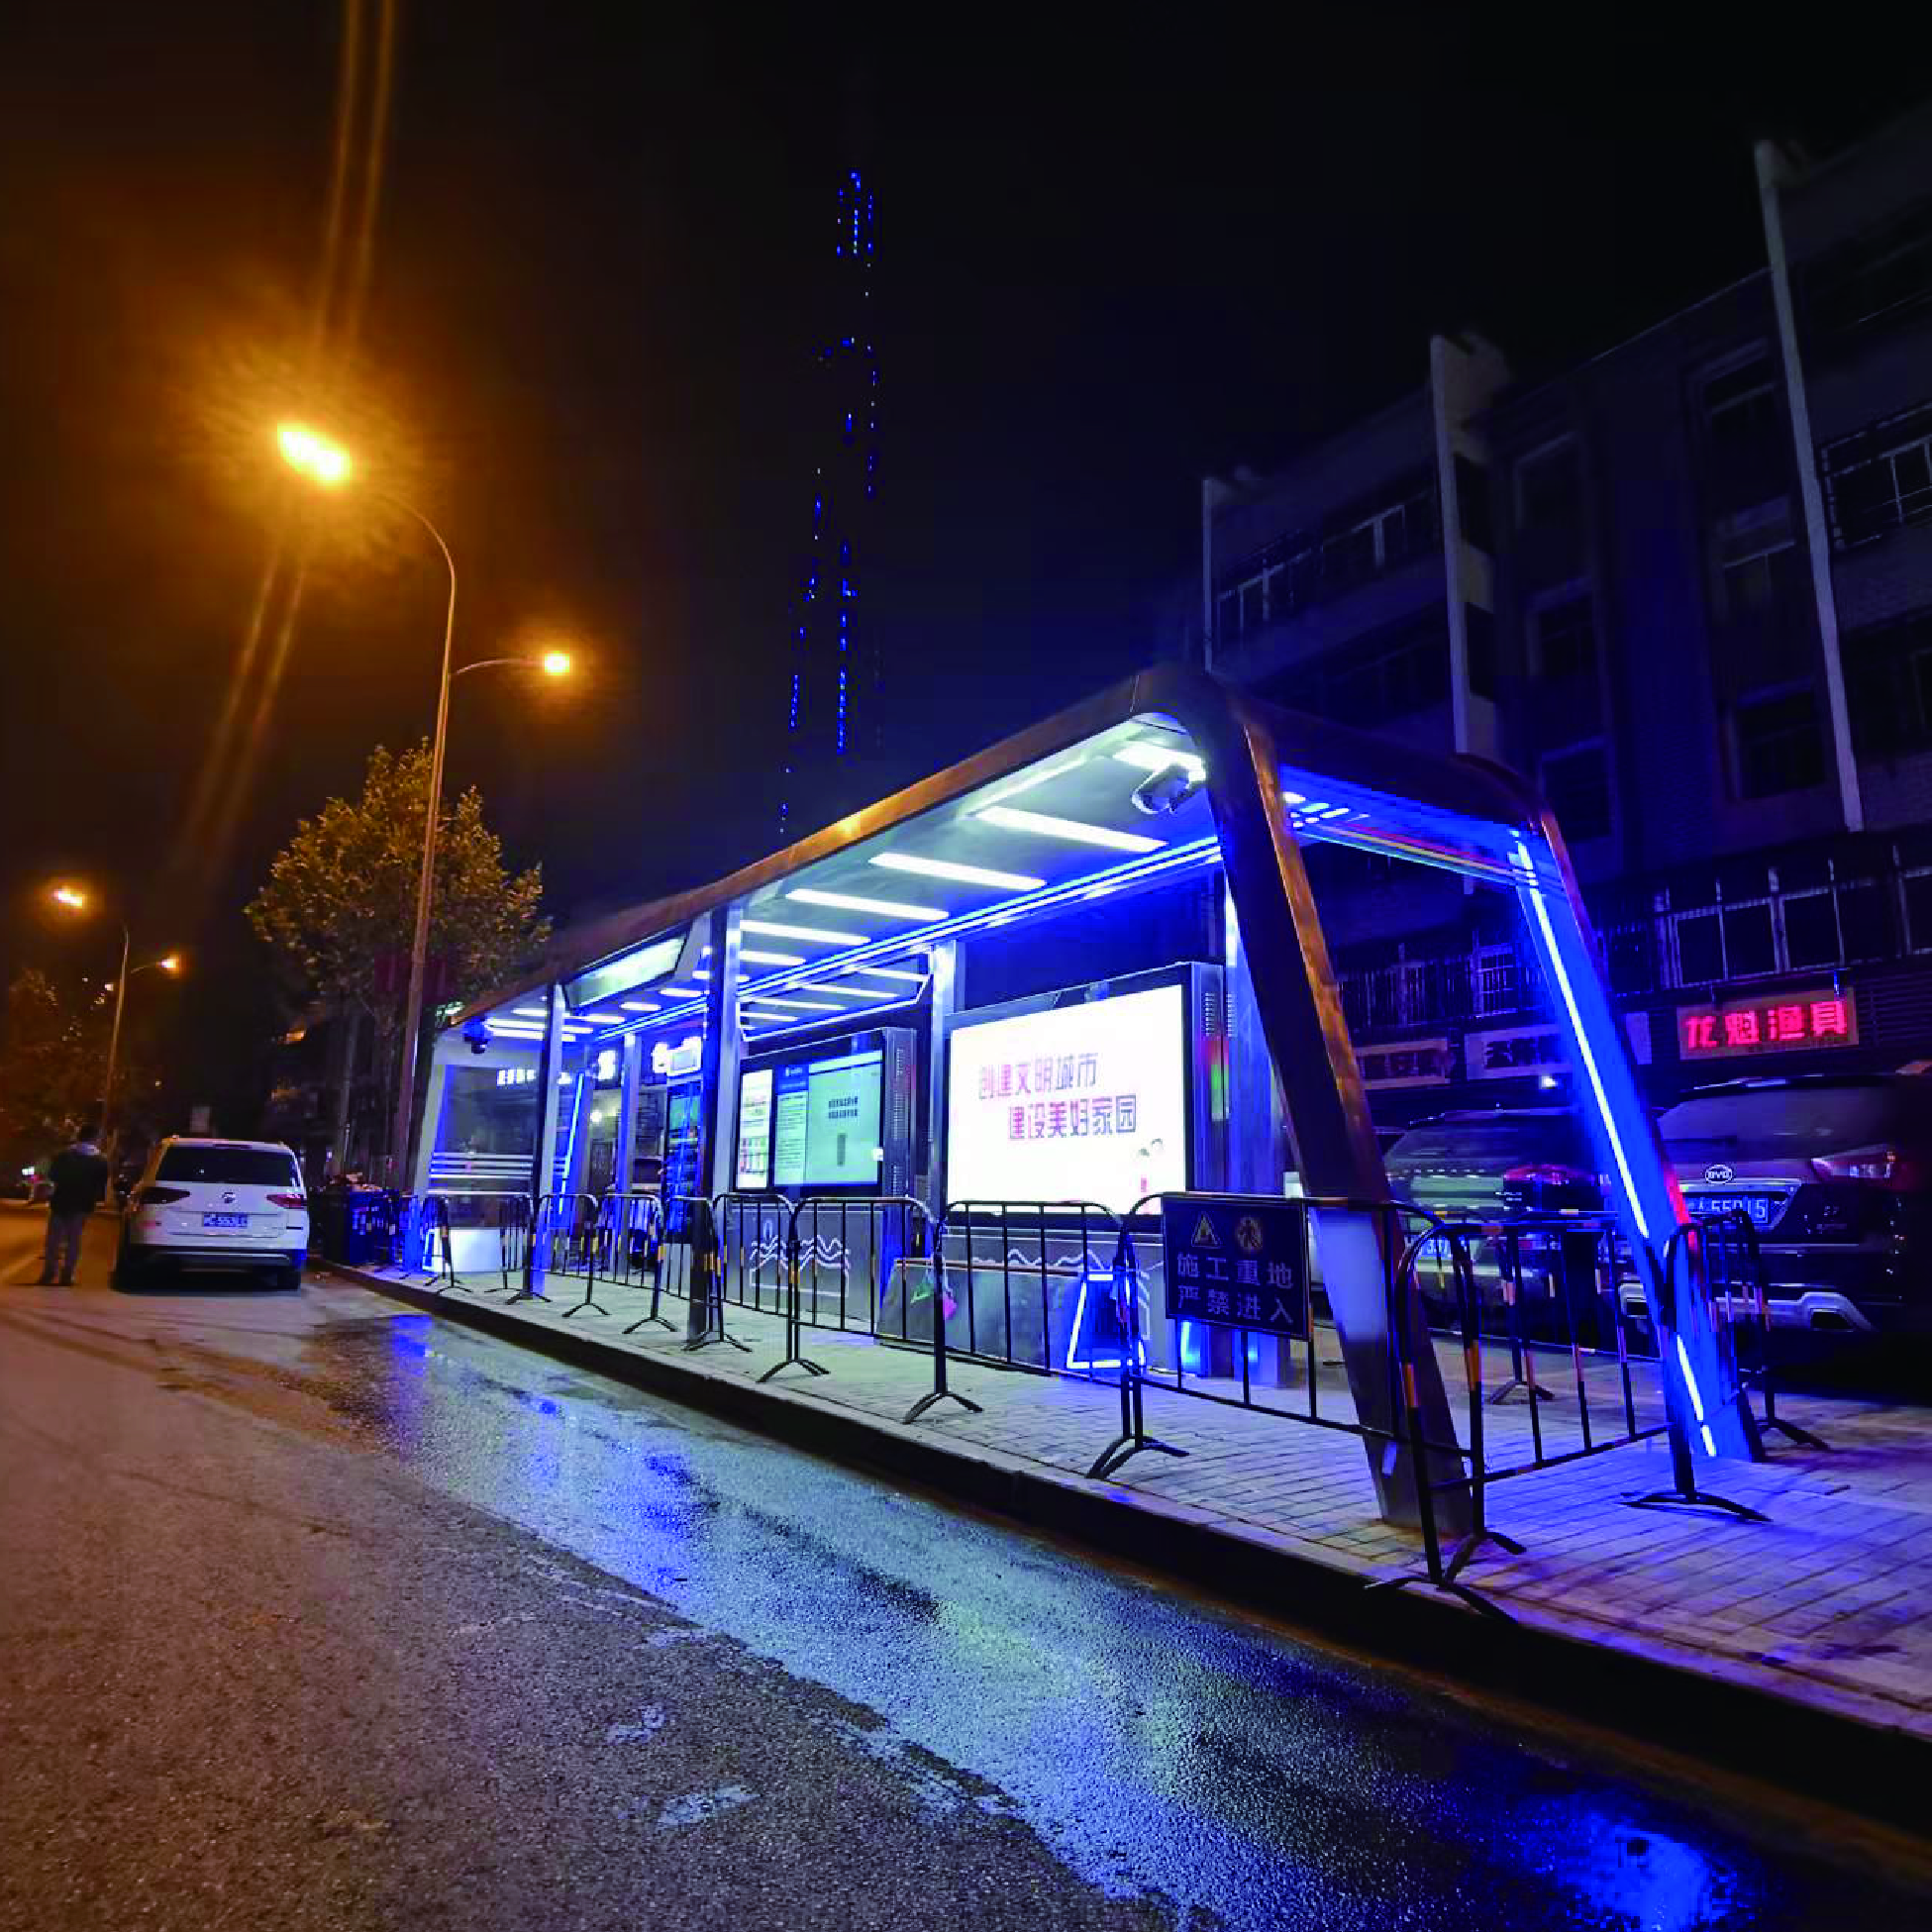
[1200,104,1932,1125]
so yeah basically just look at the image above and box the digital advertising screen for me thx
[734,1066,773,1190]
[946,983,1188,1213]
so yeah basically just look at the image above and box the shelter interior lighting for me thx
[789,886,949,921]
[868,852,1044,891]
[976,804,1164,853]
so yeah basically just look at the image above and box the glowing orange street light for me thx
[276,423,352,487]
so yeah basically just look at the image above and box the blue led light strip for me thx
[743,836,1223,1004]
[575,800,1546,1050]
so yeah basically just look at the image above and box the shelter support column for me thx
[1187,697,1470,1532]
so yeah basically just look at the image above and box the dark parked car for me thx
[1377,1109,1612,1339]
[1657,1073,1932,1337]
[1382,1108,1603,1229]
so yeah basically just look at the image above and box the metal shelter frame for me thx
[426,666,1759,1527]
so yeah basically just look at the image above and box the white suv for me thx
[118,1138,309,1290]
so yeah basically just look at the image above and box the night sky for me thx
[0,6,1914,1113]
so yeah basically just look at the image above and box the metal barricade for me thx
[604,1194,736,1347]
[516,1191,598,1306]
[1689,1207,1828,1452]
[919,1200,1126,1375]
[767,1194,936,1384]
[421,1190,534,1296]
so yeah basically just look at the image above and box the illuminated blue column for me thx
[1510,834,1759,1462]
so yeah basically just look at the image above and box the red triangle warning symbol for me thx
[1191,1212,1219,1248]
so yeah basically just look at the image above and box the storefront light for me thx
[976,805,1164,854]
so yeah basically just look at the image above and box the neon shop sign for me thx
[1678,988,1858,1061]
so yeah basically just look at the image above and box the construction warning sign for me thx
[1159,1194,1307,1340]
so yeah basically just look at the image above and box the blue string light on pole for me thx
[779,168,879,841]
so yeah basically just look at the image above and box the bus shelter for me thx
[422,665,1759,1528]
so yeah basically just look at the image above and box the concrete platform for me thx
[324,1252,1932,1822]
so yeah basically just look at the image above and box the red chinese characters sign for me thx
[1677,988,1859,1061]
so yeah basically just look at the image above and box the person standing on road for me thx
[40,1124,109,1286]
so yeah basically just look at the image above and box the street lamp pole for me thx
[387,499,458,1192]
[275,425,571,1189]
[102,921,132,1149]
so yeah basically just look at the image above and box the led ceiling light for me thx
[742,918,867,945]
[737,948,806,966]
[742,995,847,1012]
[974,754,1088,809]
[789,886,948,921]
[839,965,926,981]
[621,1000,660,1013]
[976,805,1163,853]
[1112,742,1205,780]
[512,1006,549,1019]
[868,852,1044,891]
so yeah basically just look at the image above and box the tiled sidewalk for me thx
[340,1255,1932,1746]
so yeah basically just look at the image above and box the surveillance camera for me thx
[461,1019,490,1057]
[1131,766,1202,817]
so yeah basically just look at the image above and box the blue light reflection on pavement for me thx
[358,1312,1897,1931]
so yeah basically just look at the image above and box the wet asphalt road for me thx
[2,1208,1928,1931]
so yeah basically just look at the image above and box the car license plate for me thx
[202,1212,249,1230]
[1692,1193,1774,1227]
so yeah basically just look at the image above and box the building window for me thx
[1700,352,1779,447]
[1455,453,1493,554]
[1714,500,1801,619]
[1829,420,1932,548]
[1721,900,1777,977]
[1904,870,1932,953]
[1531,589,1596,680]
[1270,609,1451,727]
[1239,576,1266,635]
[1540,742,1612,843]
[1515,438,1582,532]
[1464,604,1496,699]
[1802,200,1932,350]
[1213,475,1437,635]
[1845,607,1932,759]
[1781,891,1841,969]
[1733,686,1826,799]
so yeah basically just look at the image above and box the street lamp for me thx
[48,885,182,1164]
[277,425,574,1186]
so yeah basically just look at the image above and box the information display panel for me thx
[753,1053,885,1190]
[734,1067,773,1190]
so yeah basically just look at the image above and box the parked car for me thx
[1654,1073,1932,1337]
[1382,1108,1604,1228]
[1353,1108,1612,1342]
[116,1137,309,1290]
